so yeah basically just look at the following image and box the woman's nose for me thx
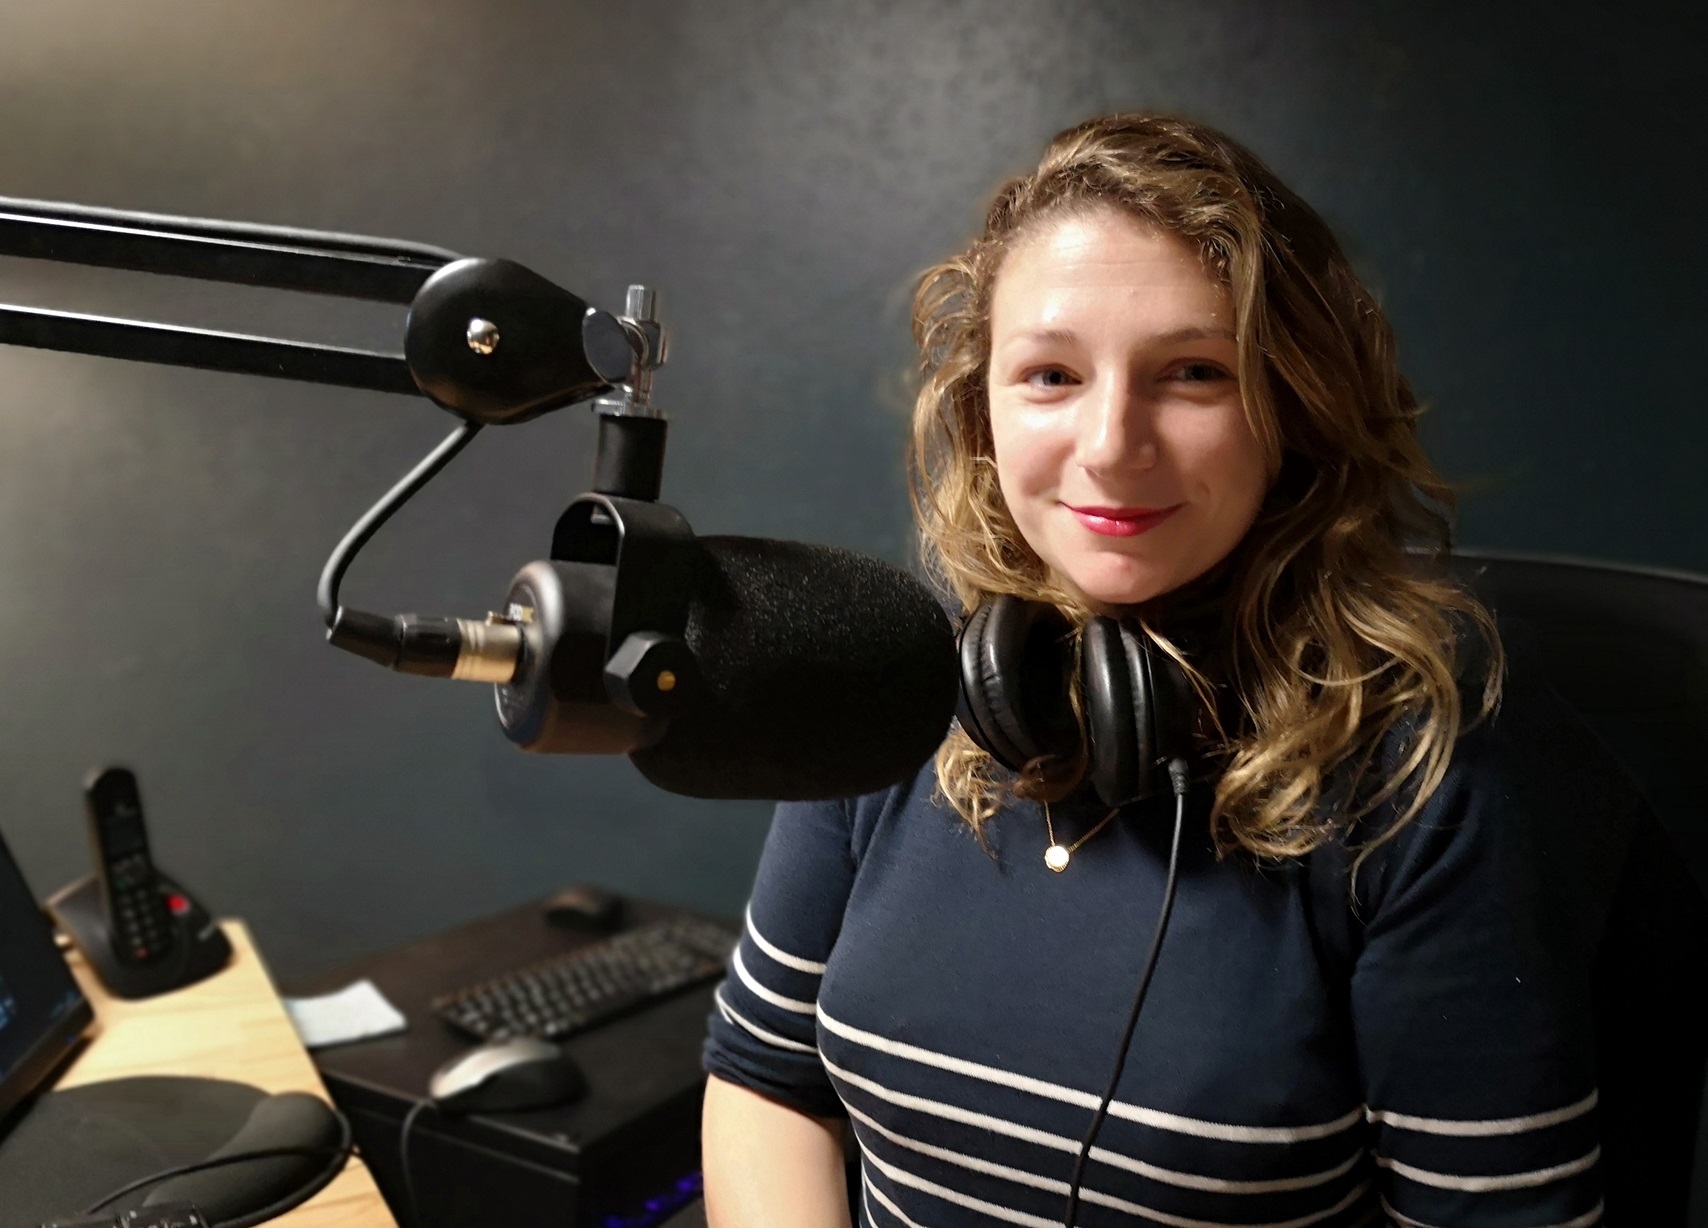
[1075,374,1159,474]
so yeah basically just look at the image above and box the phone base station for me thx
[46,874,232,1000]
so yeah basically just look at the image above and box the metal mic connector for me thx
[451,615,525,684]
[330,611,524,682]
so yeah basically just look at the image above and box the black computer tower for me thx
[290,896,717,1228]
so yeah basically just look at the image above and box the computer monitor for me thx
[0,826,93,1134]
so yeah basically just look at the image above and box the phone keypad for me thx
[110,853,172,963]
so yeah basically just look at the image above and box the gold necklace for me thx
[1042,803,1120,873]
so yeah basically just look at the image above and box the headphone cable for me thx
[1061,757,1190,1226]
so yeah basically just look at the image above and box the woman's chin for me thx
[1057,559,1175,610]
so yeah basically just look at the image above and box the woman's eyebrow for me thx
[999,328,1079,348]
[996,324,1236,350]
[1155,326,1237,343]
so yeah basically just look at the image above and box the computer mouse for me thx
[427,1037,590,1114]
[542,884,626,932]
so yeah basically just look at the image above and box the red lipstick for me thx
[1066,503,1183,537]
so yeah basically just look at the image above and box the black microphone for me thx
[317,433,961,799]
[489,534,958,800]
[628,536,960,800]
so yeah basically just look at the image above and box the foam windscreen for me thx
[630,536,959,800]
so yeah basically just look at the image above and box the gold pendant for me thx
[1045,844,1070,873]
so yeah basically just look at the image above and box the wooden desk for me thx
[58,921,397,1228]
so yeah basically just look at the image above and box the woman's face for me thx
[987,207,1269,608]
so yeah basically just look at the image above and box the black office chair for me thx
[1449,549,1708,1226]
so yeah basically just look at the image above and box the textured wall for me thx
[0,0,1701,979]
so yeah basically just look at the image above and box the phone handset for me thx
[84,766,177,966]
[45,765,232,1000]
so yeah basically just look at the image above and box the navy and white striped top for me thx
[705,660,1643,1226]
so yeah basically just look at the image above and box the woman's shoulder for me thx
[770,751,956,863]
[1345,638,1649,930]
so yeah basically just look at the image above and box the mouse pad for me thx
[0,1075,346,1227]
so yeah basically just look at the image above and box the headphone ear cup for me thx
[1082,617,1138,805]
[956,596,1072,771]
[956,601,1022,769]
[1083,618,1198,806]
[1148,634,1199,765]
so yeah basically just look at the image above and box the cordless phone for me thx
[83,766,175,966]
[46,764,230,998]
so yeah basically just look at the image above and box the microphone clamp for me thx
[584,284,669,419]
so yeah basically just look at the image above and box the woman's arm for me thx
[1347,680,1624,1224]
[700,792,867,1224]
[702,1074,851,1228]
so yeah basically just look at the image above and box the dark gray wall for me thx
[1,1,1701,980]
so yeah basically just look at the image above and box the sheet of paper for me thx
[281,978,407,1050]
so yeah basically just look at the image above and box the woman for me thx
[700,114,1642,1227]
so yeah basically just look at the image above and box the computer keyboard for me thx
[431,917,739,1043]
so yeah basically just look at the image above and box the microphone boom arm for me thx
[0,192,702,755]
[0,194,455,393]
[0,194,644,420]
[0,195,457,298]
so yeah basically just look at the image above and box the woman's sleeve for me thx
[1348,684,1636,1227]
[703,794,858,1120]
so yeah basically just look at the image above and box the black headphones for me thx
[956,595,1199,807]
[957,593,1205,1224]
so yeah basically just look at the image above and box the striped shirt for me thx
[705,662,1649,1226]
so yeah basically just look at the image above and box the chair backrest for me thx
[1449,550,1708,882]
[1449,550,1708,1224]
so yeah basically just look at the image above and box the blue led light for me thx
[599,1170,704,1228]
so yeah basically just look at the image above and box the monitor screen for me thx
[0,827,91,1131]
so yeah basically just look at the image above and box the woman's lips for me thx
[1066,503,1183,537]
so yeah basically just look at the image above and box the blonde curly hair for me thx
[909,113,1504,860]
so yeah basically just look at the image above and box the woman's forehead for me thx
[990,210,1232,342]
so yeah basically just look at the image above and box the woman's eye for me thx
[1025,367,1075,390]
[1174,362,1231,383]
